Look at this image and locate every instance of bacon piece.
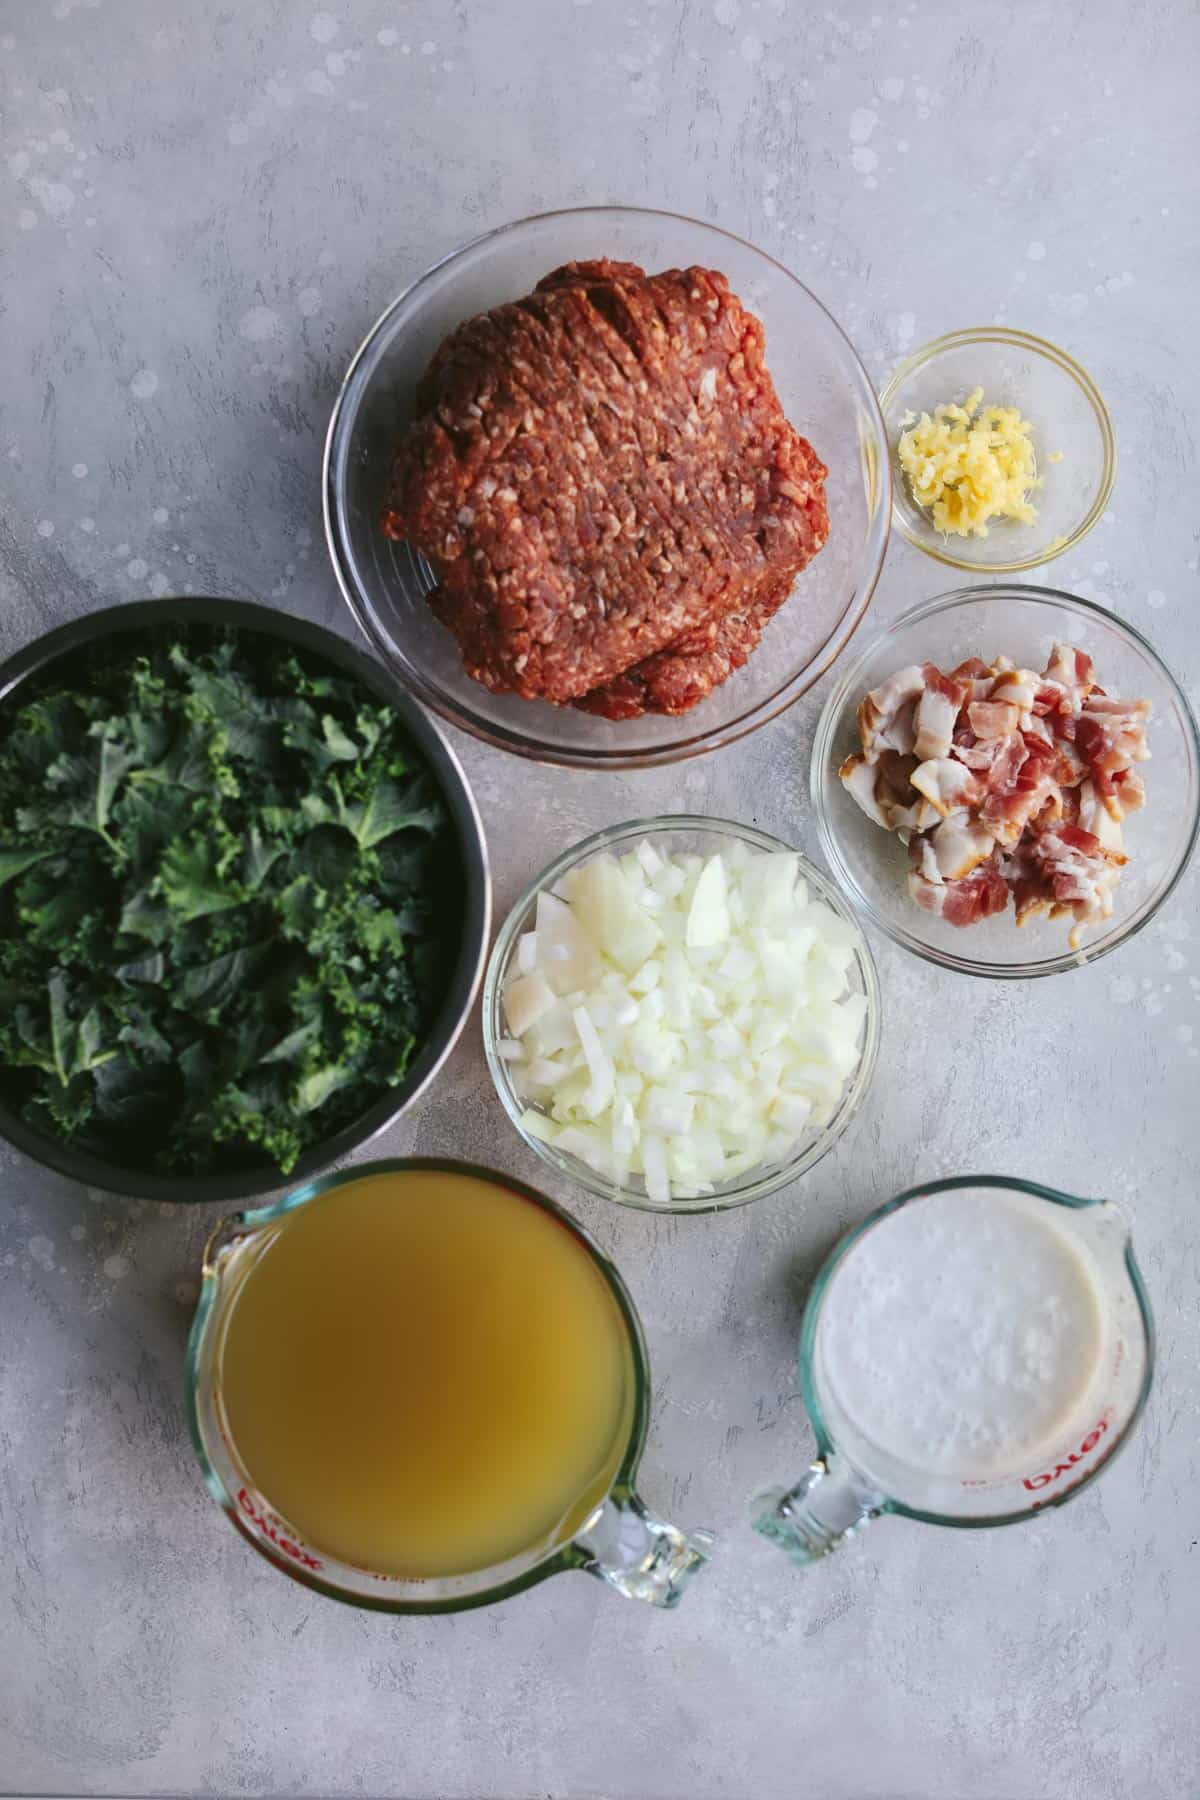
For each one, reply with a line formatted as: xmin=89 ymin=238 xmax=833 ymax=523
xmin=839 ymin=752 xmax=891 ymax=828
xmin=1039 ymin=786 xmax=1079 ymax=831
xmin=1046 ymin=820 xmax=1101 ymax=861
xmin=990 ymin=669 xmax=1038 ymax=712
xmin=1088 ymin=759 xmax=1147 ymax=819
xmin=913 ymin=666 xmax=969 ymax=761
xmin=1032 ymin=681 xmax=1068 ymax=719
xmin=985 ymin=732 xmax=1030 ymax=796
xmin=908 ymin=872 xmax=945 ymax=916
xmin=857 ymin=665 xmax=925 ymax=762
xmin=941 ymin=856 xmax=1009 ymax=926
xmin=931 ymin=815 xmax=995 ymax=881
xmin=1043 ymin=643 xmax=1097 ymax=701
xmin=910 ymin=845 xmax=1009 ymax=926
xmin=950 ymin=658 xmax=998 ymax=703
xmin=979 ymin=739 xmax=1057 ymax=847
xmin=1041 ymin=736 xmax=1086 ymax=788
xmin=875 ymin=749 xmax=918 ymax=801
xmin=1076 ymin=699 xmax=1151 ymax=778
xmin=1078 ymin=779 xmax=1126 ymax=855
xmin=954 ymin=731 xmax=1010 ymax=772
xmin=968 ymin=699 xmax=1021 ymax=739
xmin=846 ymin=645 xmax=1149 ymax=947
xmin=911 ymin=757 xmax=984 ymax=817
xmin=868 ymin=749 xmax=920 ymax=827
xmin=887 ymin=796 xmax=942 ymax=835
xmin=1110 ymin=766 xmax=1146 ymax=817
xmin=1020 ymin=822 xmax=1123 ymax=946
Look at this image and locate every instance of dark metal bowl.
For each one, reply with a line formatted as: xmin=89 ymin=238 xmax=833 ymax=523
xmin=0 ymin=598 xmax=491 ymax=1203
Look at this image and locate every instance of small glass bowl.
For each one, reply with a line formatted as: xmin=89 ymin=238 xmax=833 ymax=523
xmin=482 ymin=816 xmax=881 ymax=1213
xmin=879 ymin=328 xmax=1116 ymax=573
xmin=812 ymin=586 xmax=1200 ymax=979
xmin=324 ymin=205 xmax=891 ymax=770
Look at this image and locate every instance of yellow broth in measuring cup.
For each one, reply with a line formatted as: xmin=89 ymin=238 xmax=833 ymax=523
xmin=187 ymin=1160 xmax=711 ymax=1610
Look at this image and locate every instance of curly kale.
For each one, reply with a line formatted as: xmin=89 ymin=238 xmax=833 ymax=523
xmin=0 ymin=633 xmax=458 ymax=1175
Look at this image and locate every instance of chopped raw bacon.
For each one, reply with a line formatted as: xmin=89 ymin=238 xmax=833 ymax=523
xmin=839 ymin=639 xmax=1151 ymax=944
xmin=856 ymin=665 xmax=925 ymax=761
xmin=942 ymin=856 xmax=1009 ymax=926
xmin=953 ymin=730 xmax=1011 ymax=772
xmin=838 ymin=752 xmax=891 ymax=828
xmin=912 ymin=757 xmax=984 ymax=816
xmin=1076 ymin=699 xmax=1150 ymax=778
xmin=1045 ymin=821 xmax=1101 ymax=860
xmin=1031 ymin=681 xmax=1067 ymax=718
xmin=913 ymin=666 xmax=970 ymax=761
xmin=968 ymin=699 xmax=1022 ymax=739
xmin=931 ymin=815 xmax=995 ymax=880
xmin=909 ymin=845 xmax=1009 ymax=926
xmin=1110 ymin=766 xmax=1146 ymax=816
xmin=1043 ymin=644 xmax=1097 ymax=700
xmin=990 ymin=670 xmax=1038 ymax=711
xmin=950 ymin=657 xmax=999 ymax=703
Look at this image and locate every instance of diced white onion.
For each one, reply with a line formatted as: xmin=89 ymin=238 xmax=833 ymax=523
xmin=501 ymin=841 xmax=869 ymax=1204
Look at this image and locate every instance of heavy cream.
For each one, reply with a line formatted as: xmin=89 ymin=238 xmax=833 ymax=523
xmin=815 ymin=1187 xmax=1106 ymax=1481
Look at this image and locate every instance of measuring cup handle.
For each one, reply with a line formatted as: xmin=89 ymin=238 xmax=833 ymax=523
xmin=753 ymin=1459 xmax=881 ymax=1565
xmin=574 ymin=1491 xmax=714 ymax=1607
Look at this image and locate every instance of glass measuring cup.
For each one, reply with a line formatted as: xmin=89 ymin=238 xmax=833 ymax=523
xmin=754 ymin=1175 xmax=1154 ymax=1563
xmin=187 ymin=1158 xmax=713 ymax=1613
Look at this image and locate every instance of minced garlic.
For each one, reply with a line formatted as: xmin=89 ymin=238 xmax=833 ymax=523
xmin=898 ymin=387 xmax=1050 ymax=539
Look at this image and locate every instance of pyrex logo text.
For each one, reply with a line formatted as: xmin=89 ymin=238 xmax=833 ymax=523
xmin=1022 ymin=1417 xmax=1109 ymax=1494
xmin=237 ymin=1488 xmax=323 ymax=1570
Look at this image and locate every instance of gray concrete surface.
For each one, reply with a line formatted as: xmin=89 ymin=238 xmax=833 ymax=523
xmin=2 ymin=1 xmax=1198 ymax=1796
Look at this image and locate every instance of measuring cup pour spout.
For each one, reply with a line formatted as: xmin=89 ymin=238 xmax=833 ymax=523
xmin=575 ymin=1492 xmax=715 ymax=1607
xmin=751 ymin=1178 xmax=1156 ymax=1572
xmin=753 ymin=1457 xmax=881 ymax=1564
xmin=188 ymin=1168 xmax=716 ymax=1613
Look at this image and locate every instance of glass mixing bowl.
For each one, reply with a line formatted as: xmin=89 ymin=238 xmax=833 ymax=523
xmin=812 ymin=587 xmax=1200 ymax=979
xmin=324 ymin=206 xmax=890 ymax=770
xmin=482 ymin=817 xmax=881 ymax=1213
xmin=879 ymin=328 xmax=1115 ymax=574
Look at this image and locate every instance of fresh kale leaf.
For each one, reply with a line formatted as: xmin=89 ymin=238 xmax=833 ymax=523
xmin=0 ymin=628 xmax=458 ymax=1176
xmin=0 ymin=847 xmax=56 ymax=888
xmin=159 ymin=837 xmax=248 ymax=920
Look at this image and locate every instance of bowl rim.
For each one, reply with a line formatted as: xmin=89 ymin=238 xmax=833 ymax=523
xmin=811 ymin=582 xmax=1200 ymax=979
xmin=0 ymin=596 xmax=492 ymax=1202
xmin=878 ymin=326 xmax=1117 ymax=574
xmin=481 ymin=812 xmax=881 ymax=1213
xmin=323 ymin=201 xmax=892 ymax=771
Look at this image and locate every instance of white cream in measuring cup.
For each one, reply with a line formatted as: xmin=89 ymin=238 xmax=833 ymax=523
xmin=817 ymin=1186 xmax=1105 ymax=1480
xmin=754 ymin=1176 xmax=1154 ymax=1565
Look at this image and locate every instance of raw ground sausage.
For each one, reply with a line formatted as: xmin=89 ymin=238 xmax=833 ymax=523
xmin=382 ymin=259 xmax=829 ymax=719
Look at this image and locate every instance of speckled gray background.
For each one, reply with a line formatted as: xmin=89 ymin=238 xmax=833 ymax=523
xmin=2 ymin=1 xmax=1198 ymax=1796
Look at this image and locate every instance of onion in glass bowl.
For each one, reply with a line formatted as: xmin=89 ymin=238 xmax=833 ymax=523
xmin=483 ymin=817 xmax=880 ymax=1214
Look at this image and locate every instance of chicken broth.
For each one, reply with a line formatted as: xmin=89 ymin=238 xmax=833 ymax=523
xmin=215 ymin=1170 xmax=636 ymax=1580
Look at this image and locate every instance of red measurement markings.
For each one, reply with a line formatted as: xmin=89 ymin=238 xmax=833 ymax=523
xmin=237 ymin=1488 xmax=322 ymax=1570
